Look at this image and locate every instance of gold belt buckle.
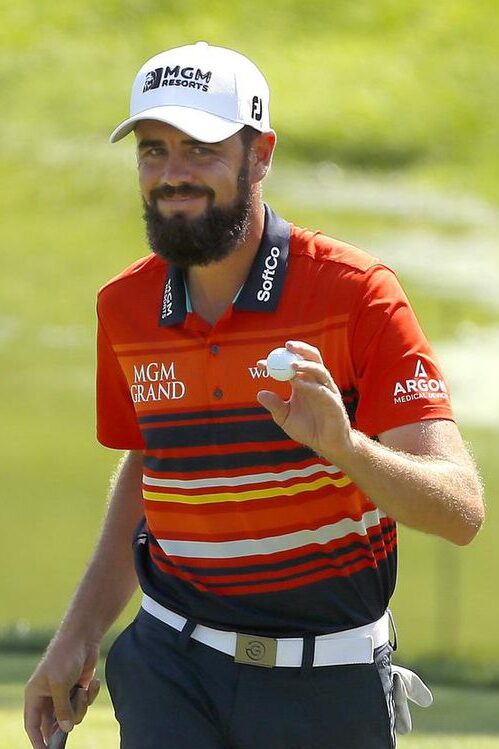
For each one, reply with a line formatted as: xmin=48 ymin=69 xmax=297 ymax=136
xmin=235 ymin=633 xmax=278 ymax=668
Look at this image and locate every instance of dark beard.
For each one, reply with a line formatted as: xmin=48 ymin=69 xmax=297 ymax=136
xmin=143 ymin=162 xmax=253 ymax=269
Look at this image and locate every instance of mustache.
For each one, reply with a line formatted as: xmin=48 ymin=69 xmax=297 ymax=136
xmin=150 ymin=183 xmax=215 ymax=203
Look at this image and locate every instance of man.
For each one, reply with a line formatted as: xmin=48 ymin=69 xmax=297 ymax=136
xmin=25 ymin=42 xmax=484 ymax=749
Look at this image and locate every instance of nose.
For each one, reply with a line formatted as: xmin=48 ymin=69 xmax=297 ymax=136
xmin=158 ymin=151 xmax=193 ymax=187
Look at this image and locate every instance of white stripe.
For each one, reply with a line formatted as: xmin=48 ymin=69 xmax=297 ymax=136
xmin=158 ymin=508 xmax=386 ymax=559
xmin=143 ymin=462 xmax=341 ymax=491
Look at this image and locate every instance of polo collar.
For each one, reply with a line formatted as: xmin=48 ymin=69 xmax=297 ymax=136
xmin=159 ymin=204 xmax=291 ymax=327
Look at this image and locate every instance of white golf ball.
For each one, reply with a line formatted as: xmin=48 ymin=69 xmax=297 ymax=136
xmin=266 ymin=347 xmax=303 ymax=381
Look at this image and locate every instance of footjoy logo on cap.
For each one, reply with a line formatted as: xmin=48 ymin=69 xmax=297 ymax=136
xmin=143 ymin=64 xmax=212 ymax=93
xmin=251 ymin=96 xmax=263 ymax=121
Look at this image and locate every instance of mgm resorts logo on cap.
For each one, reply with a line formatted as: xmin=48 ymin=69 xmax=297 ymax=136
xmin=109 ymin=41 xmax=271 ymax=144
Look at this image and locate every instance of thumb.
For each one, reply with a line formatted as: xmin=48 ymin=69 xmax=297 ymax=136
xmin=257 ymin=390 xmax=289 ymax=425
xmin=87 ymin=678 xmax=101 ymax=707
xmin=73 ymin=679 xmax=101 ymax=725
xmin=51 ymin=685 xmax=76 ymax=733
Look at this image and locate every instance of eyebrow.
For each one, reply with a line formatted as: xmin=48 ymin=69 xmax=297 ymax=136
xmin=137 ymin=139 xmax=165 ymax=150
xmin=137 ymin=137 xmax=216 ymax=150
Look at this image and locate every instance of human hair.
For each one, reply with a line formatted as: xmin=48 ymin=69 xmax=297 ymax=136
xmin=239 ymin=125 xmax=261 ymax=152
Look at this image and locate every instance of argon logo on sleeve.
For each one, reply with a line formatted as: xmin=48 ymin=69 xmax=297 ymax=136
xmin=393 ymin=359 xmax=448 ymax=404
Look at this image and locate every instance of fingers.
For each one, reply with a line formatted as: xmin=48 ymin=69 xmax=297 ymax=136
xmin=26 ymin=681 xmax=101 ymax=749
xmin=52 ymin=679 xmax=102 ymax=731
xmin=257 ymin=390 xmax=290 ymax=426
xmin=51 ymin=682 xmax=80 ymax=733
xmin=292 ymin=360 xmax=339 ymax=391
xmin=257 ymin=339 xmax=337 ymax=399
xmin=73 ymin=687 xmax=90 ymax=725
xmin=257 ymin=341 xmax=322 ymax=372
xmin=73 ymin=680 xmax=101 ymax=725
xmin=79 ymin=648 xmax=100 ymax=688
xmin=87 ymin=678 xmax=101 ymax=707
xmin=24 ymin=644 xmax=101 ymax=748
xmin=285 ymin=340 xmax=323 ymax=364
xmin=257 ymin=341 xmax=328 ymax=381
xmin=25 ymin=700 xmax=49 ymax=749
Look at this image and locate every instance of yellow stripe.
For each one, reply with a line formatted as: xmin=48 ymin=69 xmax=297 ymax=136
xmin=143 ymin=474 xmax=352 ymax=504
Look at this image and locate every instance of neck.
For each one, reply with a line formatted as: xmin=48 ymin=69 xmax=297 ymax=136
xmin=186 ymin=200 xmax=265 ymax=325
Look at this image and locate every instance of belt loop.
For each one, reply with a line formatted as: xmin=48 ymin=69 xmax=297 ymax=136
xmin=176 ymin=618 xmax=197 ymax=653
xmin=387 ymin=609 xmax=398 ymax=652
xmin=300 ymin=636 xmax=316 ymax=674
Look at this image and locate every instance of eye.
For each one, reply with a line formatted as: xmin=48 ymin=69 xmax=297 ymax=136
xmin=191 ymin=145 xmax=213 ymax=156
xmin=148 ymin=146 xmax=167 ymax=156
xmin=138 ymin=146 xmax=166 ymax=162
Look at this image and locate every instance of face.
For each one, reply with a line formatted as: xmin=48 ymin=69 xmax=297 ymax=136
xmin=135 ymin=120 xmax=256 ymax=268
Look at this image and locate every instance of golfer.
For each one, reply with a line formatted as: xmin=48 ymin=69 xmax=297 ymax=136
xmin=25 ymin=42 xmax=484 ymax=749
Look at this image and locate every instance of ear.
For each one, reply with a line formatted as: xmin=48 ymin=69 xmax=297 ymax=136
xmin=248 ymin=130 xmax=277 ymax=184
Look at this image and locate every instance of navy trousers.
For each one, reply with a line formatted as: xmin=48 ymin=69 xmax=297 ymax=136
xmin=106 ymin=609 xmax=395 ymax=749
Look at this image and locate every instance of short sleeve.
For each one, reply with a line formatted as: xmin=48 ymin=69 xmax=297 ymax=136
xmin=349 ymin=265 xmax=454 ymax=436
xmin=96 ymin=311 xmax=145 ymax=450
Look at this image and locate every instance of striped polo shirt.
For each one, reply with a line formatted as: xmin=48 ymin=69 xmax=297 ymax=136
xmin=96 ymin=205 xmax=453 ymax=635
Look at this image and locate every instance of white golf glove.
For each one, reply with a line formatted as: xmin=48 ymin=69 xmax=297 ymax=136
xmin=391 ymin=665 xmax=433 ymax=735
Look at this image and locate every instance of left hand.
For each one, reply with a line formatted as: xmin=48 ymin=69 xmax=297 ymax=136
xmin=257 ymin=341 xmax=353 ymax=461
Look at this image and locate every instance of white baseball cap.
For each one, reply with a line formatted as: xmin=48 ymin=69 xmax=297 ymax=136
xmin=110 ymin=41 xmax=271 ymax=144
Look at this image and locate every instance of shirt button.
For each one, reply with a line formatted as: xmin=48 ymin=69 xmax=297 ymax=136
xmin=210 ymin=344 xmax=220 ymax=355
xmin=213 ymin=387 xmax=223 ymax=400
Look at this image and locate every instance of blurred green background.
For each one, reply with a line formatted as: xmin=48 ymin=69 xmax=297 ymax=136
xmin=1 ymin=0 xmax=498 ymax=745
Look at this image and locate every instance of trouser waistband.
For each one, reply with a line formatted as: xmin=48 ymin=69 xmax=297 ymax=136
xmin=141 ymin=594 xmax=389 ymax=668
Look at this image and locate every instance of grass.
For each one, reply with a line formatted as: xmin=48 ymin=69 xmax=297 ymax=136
xmin=2 ymin=654 xmax=499 ymax=748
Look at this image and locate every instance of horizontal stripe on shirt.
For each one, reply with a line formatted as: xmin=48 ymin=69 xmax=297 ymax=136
xmin=143 ymin=446 xmax=316 ymax=473
xmin=142 ymin=461 xmax=342 ymax=489
xmin=142 ymin=418 xmax=290 ymax=449
xmin=138 ymin=406 xmax=266 ymax=424
xmin=156 ymin=507 xmax=387 ymax=559
xmin=143 ymin=475 xmax=352 ymax=505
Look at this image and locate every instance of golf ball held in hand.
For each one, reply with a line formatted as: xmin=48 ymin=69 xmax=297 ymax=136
xmin=266 ymin=347 xmax=303 ymax=381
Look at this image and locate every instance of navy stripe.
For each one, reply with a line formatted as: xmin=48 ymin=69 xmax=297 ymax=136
xmin=200 ymin=551 xmax=394 ymax=589
xmin=152 ymin=546 xmax=397 ymax=590
xmin=138 ymin=406 xmax=266 ymax=425
xmin=142 ymin=419 xmax=289 ymax=449
xmin=143 ymin=446 xmax=315 ymax=473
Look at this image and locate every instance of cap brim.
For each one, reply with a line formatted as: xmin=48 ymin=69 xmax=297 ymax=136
xmin=109 ymin=105 xmax=244 ymax=144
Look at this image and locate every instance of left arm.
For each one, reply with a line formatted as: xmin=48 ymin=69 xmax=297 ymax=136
xmin=336 ymin=419 xmax=483 ymax=545
xmin=257 ymin=342 xmax=484 ymax=546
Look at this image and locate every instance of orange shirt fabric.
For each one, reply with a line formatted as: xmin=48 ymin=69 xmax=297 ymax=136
xmin=96 ymin=206 xmax=453 ymax=635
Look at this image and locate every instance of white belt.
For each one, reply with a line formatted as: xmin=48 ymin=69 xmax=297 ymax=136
xmin=141 ymin=594 xmax=389 ymax=668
